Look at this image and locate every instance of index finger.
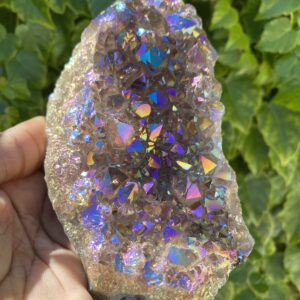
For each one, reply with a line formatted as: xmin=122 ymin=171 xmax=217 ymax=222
xmin=0 ymin=116 xmax=46 ymax=184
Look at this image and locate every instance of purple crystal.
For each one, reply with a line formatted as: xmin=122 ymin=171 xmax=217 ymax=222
xmin=45 ymin=0 xmax=254 ymax=299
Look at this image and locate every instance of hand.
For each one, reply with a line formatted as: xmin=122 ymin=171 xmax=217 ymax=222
xmin=0 ymin=117 xmax=92 ymax=300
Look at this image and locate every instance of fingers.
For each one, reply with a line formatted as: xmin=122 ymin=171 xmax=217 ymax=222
xmin=0 ymin=117 xmax=46 ymax=184
xmin=0 ymin=190 xmax=13 ymax=282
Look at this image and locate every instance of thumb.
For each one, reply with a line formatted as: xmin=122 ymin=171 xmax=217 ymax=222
xmin=0 ymin=116 xmax=46 ymax=184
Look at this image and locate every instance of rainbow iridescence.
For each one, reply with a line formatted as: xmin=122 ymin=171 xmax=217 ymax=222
xmin=45 ymin=0 xmax=254 ymax=299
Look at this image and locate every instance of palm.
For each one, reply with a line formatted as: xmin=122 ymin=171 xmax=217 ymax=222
xmin=0 ymin=117 xmax=92 ymax=300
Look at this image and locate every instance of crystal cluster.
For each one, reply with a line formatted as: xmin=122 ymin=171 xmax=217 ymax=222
xmin=45 ymin=0 xmax=254 ymax=299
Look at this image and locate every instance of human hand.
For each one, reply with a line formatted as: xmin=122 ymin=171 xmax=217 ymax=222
xmin=0 ymin=117 xmax=92 ymax=300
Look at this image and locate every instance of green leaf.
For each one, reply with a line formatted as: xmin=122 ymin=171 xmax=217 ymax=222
xmin=235 ymin=288 xmax=259 ymax=300
xmin=49 ymin=10 xmax=78 ymax=68
xmin=269 ymin=149 xmax=299 ymax=185
xmin=266 ymin=284 xmax=296 ymax=300
xmin=222 ymin=76 xmax=262 ymax=133
xmin=284 ymin=244 xmax=300 ymax=291
xmin=241 ymin=127 xmax=269 ymax=174
xmin=257 ymin=17 xmax=299 ymax=54
xmin=254 ymin=61 xmax=273 ymax=86
xmin=0 ymin=76 xmax=7 ymax=93
xmin=280 ymin=186 xmax=300 ymax=243
xmin=248 ymin=271 xmax=269 ymax=295
xmin=9 ymin=0 xmax=55 ymax=29
xmin=210 ymin=0 xmax=239 ymax=30
xmin=218 ymin=50 xmax=242 ymax=68
xmin=48 ymin=0 xmax=66 ymax=14
xmin=87 ymin=0 xmax=112 ymax=18
xmin=273 ymin=79 xmax=300 ymax=112
xmin=257 ymin=0 xmax=300 ymax=20
xmin=1 ymin=76 xmax=31 ymax=100
xmin=0 ymin=24 xmax=6 ymax=40
xmin=274 ymin=52 xmax=300 ymax=84
xmin=226 ymin=23 xmax=250 ymax=51
xmin=215 ymin=282 xmax=234 ymax=300
xmin=6 ymin=50 xmax=47 ymax=89
xmin=67 ymin=0 xmax=89 ymax=15
xmin=236 ymin=52 xmax=258 ymax=75
xmin=0 ymin=33 xmax=19 ymax=63
xmin=0 ymin=1 xmax=10 ymax=8
xmin=0 ymin=95 xmax=8 ymax=114
xmin=257 ymin=103 xmax=300 ymax=166
xmin=263 ymin=253 xmax=286 ymax=284
xmin=0 ymin=106 xmax=20 ymax=130
xmin=230 ymin=262 xmax=253 ymax=285
xmin=250 ymin=212 xmax=276 ymax=256
xmin=222 ymin=121 xmax=241 ymax=160
xmin=269 ymin=174 xmax=287 ymax=208
xmin=240 ymin=0 xmax=265 ymax=43
xmin=15 ymin=23 xmax=54 ymax=58
xmin=239 ymin=174 xmax=270 ymax=222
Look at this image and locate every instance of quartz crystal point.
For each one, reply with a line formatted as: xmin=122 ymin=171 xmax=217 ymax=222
xmin=45 ymin=0 xmax=254 ymax=299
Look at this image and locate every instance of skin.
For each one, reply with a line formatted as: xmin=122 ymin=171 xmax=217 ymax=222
xmin=0 ymin=117 xmax=92 ymax=300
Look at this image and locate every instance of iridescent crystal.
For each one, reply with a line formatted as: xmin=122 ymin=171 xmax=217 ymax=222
xmin=45 ymin=0 xmax=254 ymax=299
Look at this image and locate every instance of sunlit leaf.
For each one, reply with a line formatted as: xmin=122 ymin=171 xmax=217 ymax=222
xmin=222 ymin=76 xmax=262 ymax=133
xmin=9 ymin=0 xmax=55 ymax=29
xmin=280 ymin=186 xmax=300 ymax=243
xmin=210 ymin=0 xmax=238 ymax=30
xmin=273 ymin=79 xmax=300 ymax=112
xmin=6 ymin=50 xmax=47 ymax=89
xmin=257 ymin=0 xmax=300 ymax=20
xmin=284 ymin=244 xmax=300 ymax=291
xmin=239 ymin=174 xmax=270 ymax=222
xmin=241 ymin=127 xmax=269 ymax=174
xmin=257 ymin=103 xmax=300 ymax=166
xmin=257 ymin=17 xmax=298 ymax=54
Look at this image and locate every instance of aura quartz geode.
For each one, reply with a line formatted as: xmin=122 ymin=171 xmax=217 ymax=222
xmin=45 ymin=0 xmax=254 ymax=299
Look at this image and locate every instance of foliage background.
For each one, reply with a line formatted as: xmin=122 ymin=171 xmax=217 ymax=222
xmin=0 ymin=0 xmax=300 ymax=299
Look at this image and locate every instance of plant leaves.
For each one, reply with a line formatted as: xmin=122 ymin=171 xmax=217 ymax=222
xmin=1 ymin=76 xmax=31 ymax=100
xmin=0 ymin=33 xmax=19 ymax=63
xmin=0 ymin=24 xmax=6 ymax=39
xmin=239 ymin=174 xmax=270 ymax=222
xmin=6 ymin=50 xmax=47 ymax=89
xmin=273 ymin=79 xmax=300 ymax=112
xmin=267 ymin=284 xmax=296 ymax=300
xmin=263 ymin=253 xmax=285 ymax=284
xmin=269 ymin=174 xmax=287 ymax=208
xmin=222 ymin=121 xmax=241 ymax=160
xmin=222 ymin=76 xmax=262 ymax=133
xmin=226 ymin=23 xmax=250 ymax=51
xmin=210 ymin=0 xmax=239 ymax=30
xmin=284 ymin=244 xmax=300 ymax=291
xmin=257 ymin=17 xmax=298 ymax=54
xmin=257 ymin=103 xmax=300 ymax=166
xmin=215 ymin=282 xmax=235 ymax=300
xmin=257 ymin=0 xmax=300 ymax=20
xmin=274 ymin=52 xmax=300 ymax=84
xmin=235 ymin=288 xmax=259 ymax=300
xmin=241 ymin=127 xmax=269 ymax=174
xmin=48 ymin=0 xmax=66 ymax=14
xmin=280 ymin=185 xmax=300 ymax=243
xmin=9 ymin=0 xmax=55 ymax=29
xmin=269 ymin=148 xmax=299 ymax=185
xmin=67 ymin=0 xmax=89 ymax=15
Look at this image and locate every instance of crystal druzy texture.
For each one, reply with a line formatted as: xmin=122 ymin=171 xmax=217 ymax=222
xmin=45 ymin=0 xmax=254 ymax=299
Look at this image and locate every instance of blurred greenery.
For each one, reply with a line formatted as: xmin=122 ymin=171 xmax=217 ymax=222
xmin=0 ymin=0 xmax=300 ymax=299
